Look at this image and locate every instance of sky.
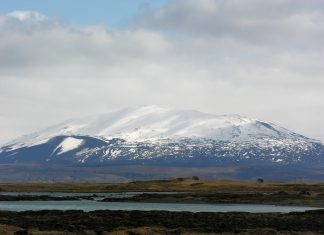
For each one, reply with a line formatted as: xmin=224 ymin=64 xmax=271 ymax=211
xmin=0 ymin=0 xmax=324 ymax=143
xmin=0 ymin=0 xmax=167 ymax=26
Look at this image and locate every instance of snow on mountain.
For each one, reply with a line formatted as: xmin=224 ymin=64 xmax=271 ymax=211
xmin=0 ymin=105 xmax=323 ymax=166
xmin=2 ymin=105 xmax=313 ymax=150
xmin=53 ymin=137 xmax=84 ymax=155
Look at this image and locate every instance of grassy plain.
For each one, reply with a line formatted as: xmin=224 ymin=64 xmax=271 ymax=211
xmin=1 ymin=178 xmax=324 ymax=193
xmin=1 ymin=178 xmax=324 ymax=206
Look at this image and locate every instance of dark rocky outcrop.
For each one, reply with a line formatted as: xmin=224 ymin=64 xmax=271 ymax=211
xmin=0 ymin=210 xmax=324 ymax=234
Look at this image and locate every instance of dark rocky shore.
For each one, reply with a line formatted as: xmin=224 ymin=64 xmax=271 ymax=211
xmin=0 ymin=195 xmax=95 ymax=201
xmin=102 ymin=191 xmax=324 ymax=207
xmin=1 ymin=190 xmax=323 ymax=207
xmin=0 ymin=209 xmax=324 ymax=234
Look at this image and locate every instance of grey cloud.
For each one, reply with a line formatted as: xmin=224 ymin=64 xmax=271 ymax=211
xmin=0 ymin=12 xmax=173 ymax=72
xmin=136 ymin=0 xmax=324 ymax=44
xmin=0 ymin=2 xmax=324 ymax=144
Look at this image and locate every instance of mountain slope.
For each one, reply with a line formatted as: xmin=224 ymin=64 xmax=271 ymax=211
xmin=0 ymin=105 xmax=323 ymax=167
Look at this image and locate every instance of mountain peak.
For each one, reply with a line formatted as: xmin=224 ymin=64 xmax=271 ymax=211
xmin=2 ymin=106 xmax=311 ymax=150
xmin=1 ymin=106 xmax=323 ymax=170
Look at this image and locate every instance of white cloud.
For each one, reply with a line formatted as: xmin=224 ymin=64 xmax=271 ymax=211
xmin=0 ymin=2 xmax=324 ymax=143
xmin=7 ymin=11 xmax=48 ymax=22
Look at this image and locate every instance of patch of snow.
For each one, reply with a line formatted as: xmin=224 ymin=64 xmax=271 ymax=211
xmin=54 ymin=137 xmax=84 ymax=155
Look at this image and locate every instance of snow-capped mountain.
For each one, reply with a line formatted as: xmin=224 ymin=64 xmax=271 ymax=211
xmin=1 ymin=105 xmax=323 ymax=166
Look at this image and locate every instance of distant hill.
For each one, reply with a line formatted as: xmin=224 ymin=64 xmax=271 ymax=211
xmin=1 ymin=105 xmax=323 ymax=182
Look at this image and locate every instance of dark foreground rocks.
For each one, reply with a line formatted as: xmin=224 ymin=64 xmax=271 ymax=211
xmin=0 ymin=209 xmax=324 ymax=234
xmin=0 ymin=195 xmax=95 ymax=201
xmin=102 ymin=192 xmax=324 ymax=207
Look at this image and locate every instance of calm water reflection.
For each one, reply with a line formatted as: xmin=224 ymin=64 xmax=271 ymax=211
xmin=0 ymin=200 xmax=321 ymax=213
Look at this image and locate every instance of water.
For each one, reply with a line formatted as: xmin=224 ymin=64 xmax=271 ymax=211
xmin=0 ymin=200 xmax=321 ymax=213
xmin=0 ymin=192 xmax=322 ymax=213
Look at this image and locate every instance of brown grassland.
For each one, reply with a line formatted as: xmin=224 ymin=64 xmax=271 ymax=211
xmin=1 ymin=178 xmax=324 ymax=193
xmin=1 ymin=178 xmax=324 ymax=206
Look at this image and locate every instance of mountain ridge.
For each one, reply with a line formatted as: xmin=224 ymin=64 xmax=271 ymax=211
xmin=2 ymin=105 xmax=319 ymax=149
xmin=0 ymin=105 xmax=323 ymax=170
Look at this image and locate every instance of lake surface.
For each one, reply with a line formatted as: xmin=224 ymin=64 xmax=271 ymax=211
xmin=0 ymin=200 xmax=321 ymax=213
xmin=0 ymin=192 xmax=322 ymax=213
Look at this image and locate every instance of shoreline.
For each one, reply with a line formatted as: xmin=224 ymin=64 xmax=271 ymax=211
xmin=1 ymin=178 xmax=324 ymax=207
xmin=1 ymin=193 xmax=324 ymax=207
xmin=0 ymin=180 xmax=323 ymax=233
